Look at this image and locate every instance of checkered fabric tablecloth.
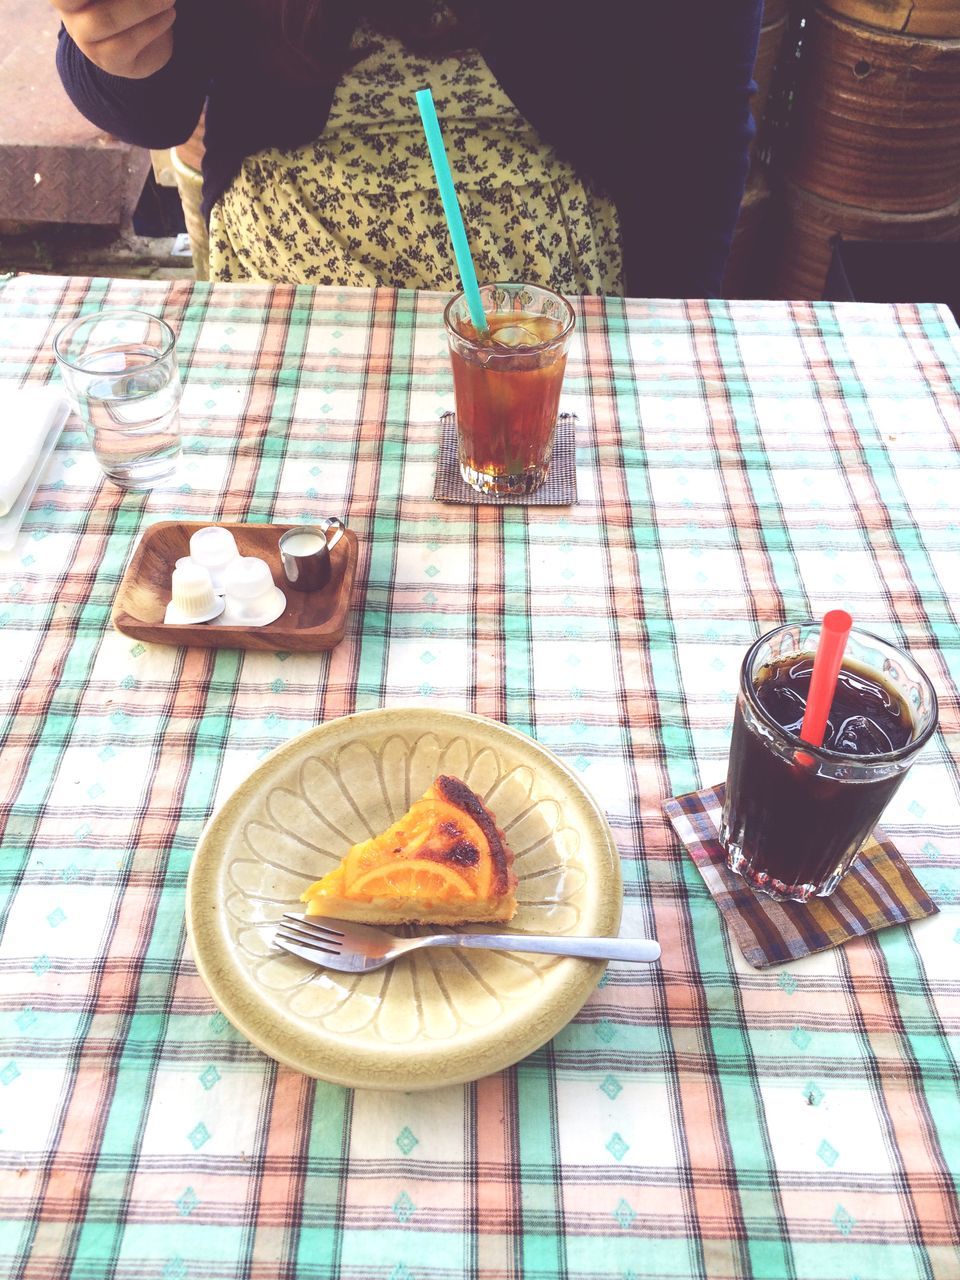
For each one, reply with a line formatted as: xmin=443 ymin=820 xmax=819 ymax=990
xmin=1 ymin=274 xmax=958 ymax=1280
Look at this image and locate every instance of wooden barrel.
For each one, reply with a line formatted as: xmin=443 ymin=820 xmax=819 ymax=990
xmin=786 ymin=6 xmax=960 ymax=213
xmin=771 ymin=180 xmax=960 ymax=299
xmin=752 ymin=2 xmax=791 ymax=148
xmin=723 ymin=166 xmax=774 ymax=297
xmin=818 ymin=0 xmax=960 ymax=37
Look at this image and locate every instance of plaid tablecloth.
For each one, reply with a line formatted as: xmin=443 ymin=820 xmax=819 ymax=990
xmin=1 ymin=274 xmax=958 ymax=1280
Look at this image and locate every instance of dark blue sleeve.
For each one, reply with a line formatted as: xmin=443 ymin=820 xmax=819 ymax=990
xmin=469 ymin=0 xmax=764 ymax=298
xmin=55 ymin=1 xmax=211 ymax=150
xmin=615 ymin=0 xmax=764 ymax=299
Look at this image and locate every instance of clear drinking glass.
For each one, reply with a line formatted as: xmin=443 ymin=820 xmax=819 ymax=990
xmin=53 ymin=308 xmax=182 ymax=488
xmin=718 ymin=621 xmax=938 ymax=902
xmin=444 ymin=282 xmax=574 ymax=495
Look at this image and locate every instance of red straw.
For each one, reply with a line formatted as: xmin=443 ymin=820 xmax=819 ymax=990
xmin=799 ymin=609 xmax=853 ymax=749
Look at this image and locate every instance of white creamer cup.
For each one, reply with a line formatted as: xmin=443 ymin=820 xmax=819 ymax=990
xmin=164 ymin=562 xmax=225 ymax=625
xmin=189 ymin=526 xmax=240 ymax=591
xmin=220 ymin=556 xmax=286 ymax=627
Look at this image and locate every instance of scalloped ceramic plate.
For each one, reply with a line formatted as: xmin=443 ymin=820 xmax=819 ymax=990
xmin=186 ymin=708 xmax=622 ymax=1090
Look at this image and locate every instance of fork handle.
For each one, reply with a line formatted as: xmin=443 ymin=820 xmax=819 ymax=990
xmin=418 ymin=933 xmax=661 ymax=964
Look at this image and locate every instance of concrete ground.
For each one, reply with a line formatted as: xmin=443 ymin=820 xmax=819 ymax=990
xmin=0 ymin=0 xmax=192 ymax=280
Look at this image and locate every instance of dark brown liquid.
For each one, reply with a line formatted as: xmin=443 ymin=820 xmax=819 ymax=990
xmin=724 ymin=658 xmax=914 ymax=895
xmin=753 ymin=657 xmax=912 ymax=755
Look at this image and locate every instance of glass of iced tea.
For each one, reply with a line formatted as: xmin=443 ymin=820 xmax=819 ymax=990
xmin=443 ymin=282 xmax=575 ymax=495
xmin=719 ymin=620 xmax=938 ymax=902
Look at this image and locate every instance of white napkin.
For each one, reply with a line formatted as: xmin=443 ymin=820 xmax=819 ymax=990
xmin=0 ymin=384 xmax=69 ymax=517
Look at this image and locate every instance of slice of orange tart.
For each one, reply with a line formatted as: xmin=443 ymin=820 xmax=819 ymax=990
xmin=300 ymin=775 xmax=518 ymax=925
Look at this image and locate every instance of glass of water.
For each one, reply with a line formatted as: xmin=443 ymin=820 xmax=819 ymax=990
xmin=53 ymin=309 xmax=182 ymax=488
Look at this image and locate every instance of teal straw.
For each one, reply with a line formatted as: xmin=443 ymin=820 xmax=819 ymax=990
xmin=415 ymin=87 xmax=488 ymax=333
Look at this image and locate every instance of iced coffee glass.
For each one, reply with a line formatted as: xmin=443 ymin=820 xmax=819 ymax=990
xmin=443 ymin=282 xmax=575 ymax=495
xmin=718 ymin=621 xmax=938 ymax=902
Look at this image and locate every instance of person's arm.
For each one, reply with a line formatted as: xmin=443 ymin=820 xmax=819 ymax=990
xmin=54 ymin=0 xmax=210 ymax=150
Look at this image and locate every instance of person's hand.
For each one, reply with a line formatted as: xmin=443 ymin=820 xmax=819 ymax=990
xmin=51 ymin=0 xmax=177 ymax=79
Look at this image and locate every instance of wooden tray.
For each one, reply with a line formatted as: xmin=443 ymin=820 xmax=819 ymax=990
xmin=112 ymin=521 xmax=359 ymax=651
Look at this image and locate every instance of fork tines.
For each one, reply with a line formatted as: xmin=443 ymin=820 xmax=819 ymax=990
xmin=277 ymin=913 xmax=345 ymax=955
xmin=282 ymin=912 xmax=344 ymax=936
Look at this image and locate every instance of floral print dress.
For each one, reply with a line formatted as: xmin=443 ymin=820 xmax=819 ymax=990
xmin=209 ymin=13 xmax=623 ymax=295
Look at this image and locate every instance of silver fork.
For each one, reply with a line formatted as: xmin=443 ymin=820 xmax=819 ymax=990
xmin=274 ymin=913 xmax=661 ymax=974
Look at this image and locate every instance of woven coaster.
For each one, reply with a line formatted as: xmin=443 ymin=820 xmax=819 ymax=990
xmin=664 ymin=782 xmax=938 ymax=968
xmin=433 ymin=412 xmax=577 ymax=506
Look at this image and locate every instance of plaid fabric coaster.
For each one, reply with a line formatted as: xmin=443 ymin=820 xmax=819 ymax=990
xmin=664 ymin=783 xmax=938 ymax=968
xmin=433 ymin=412 xmax=577 ymax=505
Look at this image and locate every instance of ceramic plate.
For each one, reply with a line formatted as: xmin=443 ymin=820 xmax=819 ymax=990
xmin=186 ymin=708 xmax=623 ymax=1090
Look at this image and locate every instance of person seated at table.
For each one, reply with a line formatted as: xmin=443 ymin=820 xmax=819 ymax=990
xmin=52 ymin=0 xmax=763 ymax=299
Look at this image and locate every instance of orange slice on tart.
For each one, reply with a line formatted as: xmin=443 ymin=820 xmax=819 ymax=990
xmin=301 ymin=775 xmax=518 ymax=925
